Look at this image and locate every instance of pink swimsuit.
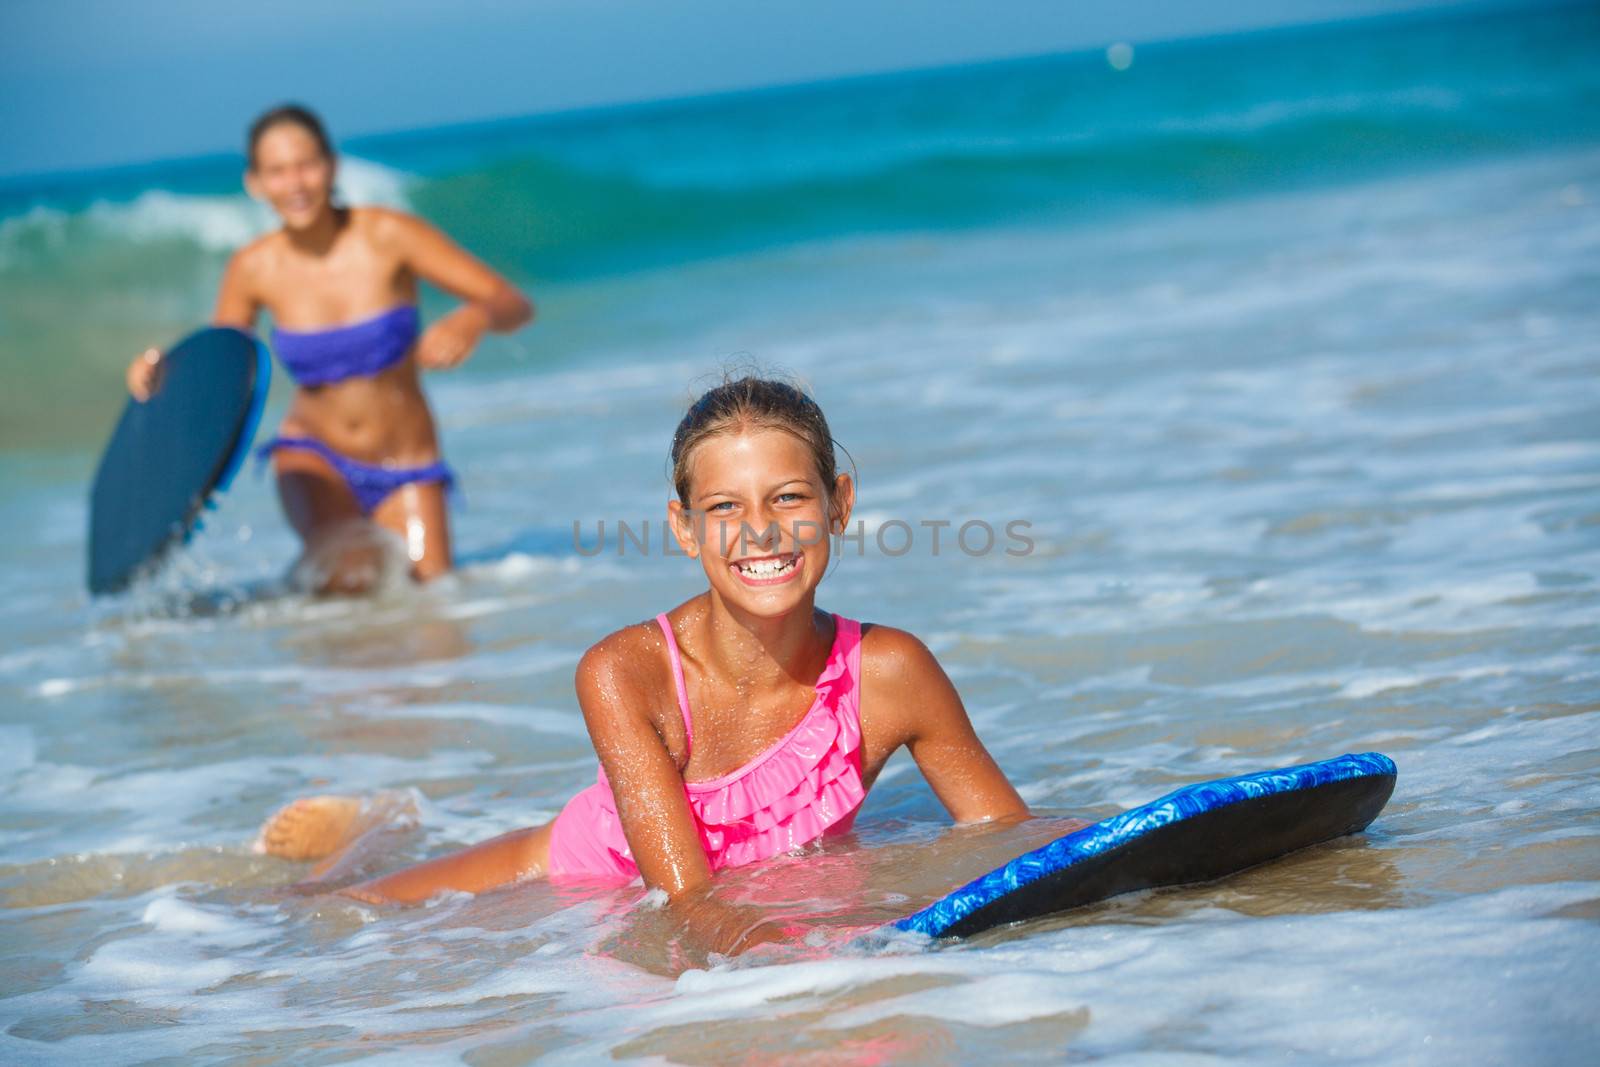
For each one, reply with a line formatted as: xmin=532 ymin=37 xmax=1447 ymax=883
xmin=546 ymin=613 xmax=867 ymax=883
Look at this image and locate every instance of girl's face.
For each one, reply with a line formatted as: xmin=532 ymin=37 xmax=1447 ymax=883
xmin=245 ymin=123 xmax=335 ymax=232
xmin=669 ymin=428 xmax=853 ymax=620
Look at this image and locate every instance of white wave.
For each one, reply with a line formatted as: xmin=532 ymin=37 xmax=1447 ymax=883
xmin=590 ymin=884 xmax=1600 ymax=1062
xmin=0 ymin=154 xmax=413 ymax=262
xmin=1153 ymin=86 xmax=1467 ymax=137
xmin=84 ymin=189 xmax=277 ymax=251
xmin=330 ymin=155 xmax=413 ymax=211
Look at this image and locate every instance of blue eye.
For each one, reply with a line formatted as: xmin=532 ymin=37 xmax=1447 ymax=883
xmin=708 ymin=501 xmax=737 ymax=512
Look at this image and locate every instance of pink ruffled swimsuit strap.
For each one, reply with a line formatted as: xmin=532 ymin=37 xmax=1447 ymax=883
xmin=652 ymin=611 xmax=867 ymax=871
xmin=654 ymin=613 xmax=695 ymax=752
xmin=547 ymin=612 xmax=867 ymax=883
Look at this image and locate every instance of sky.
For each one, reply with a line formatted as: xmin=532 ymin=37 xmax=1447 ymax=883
xmin=0 ymin=0 xmax=1533 ymax=181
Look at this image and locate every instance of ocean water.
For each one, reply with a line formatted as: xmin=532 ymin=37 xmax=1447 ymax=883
xmin=3 ymin=4 xmax=1599 ymax=1063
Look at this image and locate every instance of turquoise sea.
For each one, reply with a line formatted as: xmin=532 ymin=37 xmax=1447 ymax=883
xmin=2 ymin=4 xmax=1598 ymax=1062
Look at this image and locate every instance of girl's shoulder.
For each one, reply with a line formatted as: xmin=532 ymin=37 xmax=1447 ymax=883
xmin=857 ymin=622 xmax=959 ymax=728
xmin=857 ymin=621 xmax=942 ymax=680
xmin=856 ymin=622 xmax=977 ymax=750
xmin=348 ymin=204 xmax=406 ymax=231
xmin=578 ymin=617 xmax=671 ymax=682
xmin=229 ymin=229 xmax=280 ymax=273
xmin=220 ymin=233 xmax=282 ymax=304
xmin=348 ymin=205 xmax=438 ymax=251
xmin=573 ymin=617 xmax=681 ymax=728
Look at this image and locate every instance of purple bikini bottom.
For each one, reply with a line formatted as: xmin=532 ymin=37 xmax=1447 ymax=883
xmin=257 ymin=436 xmax=455 ymax=514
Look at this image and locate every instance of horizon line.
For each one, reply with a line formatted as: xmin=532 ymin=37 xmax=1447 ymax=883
xmin=0 ymin=0 xmax=1541 ymax=193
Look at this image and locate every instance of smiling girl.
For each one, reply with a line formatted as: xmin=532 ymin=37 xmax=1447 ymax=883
xmin=125 ymin=105 xmax=532 ymax=591
xmin=257 ymin=377 xmax=1031 ymax=951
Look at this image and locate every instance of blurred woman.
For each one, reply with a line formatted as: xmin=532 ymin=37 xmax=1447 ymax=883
xmin=128 ymin=104 xmax=532 ymax=592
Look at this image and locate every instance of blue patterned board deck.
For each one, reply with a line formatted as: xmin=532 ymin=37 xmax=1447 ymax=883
xmin=88 ymin=327 xmax=271 ymax=594
xmin=896 ymin=752 xmax=1397 ymax=940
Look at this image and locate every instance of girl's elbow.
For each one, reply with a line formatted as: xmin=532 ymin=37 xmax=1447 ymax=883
xmin=504 ymin=289 xmax=534 ymax=330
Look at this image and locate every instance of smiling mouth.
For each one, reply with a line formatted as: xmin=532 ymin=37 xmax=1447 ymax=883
xmin=730 ymin=552 xmax=803 ymax=585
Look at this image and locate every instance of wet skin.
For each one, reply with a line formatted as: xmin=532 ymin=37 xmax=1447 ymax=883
xmin=261 ymin=428 xmax=1029 ymax=956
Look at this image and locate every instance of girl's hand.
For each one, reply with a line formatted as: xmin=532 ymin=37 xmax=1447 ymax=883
xmin=726 ymin=917 xmax=804 ymax=956
xmin=673 ymin=893 xmax=800 ymax=957
xmin=415 ymin=306 xmax=488 ymax=371
xmin=126 ymin=347 xmax=164 ymax=401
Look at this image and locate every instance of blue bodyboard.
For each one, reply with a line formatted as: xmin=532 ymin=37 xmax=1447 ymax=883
xmin=87 ymin=327 xmax=270 ymax=594
xmin=897 ymin=752 xmax=1396 ymax=939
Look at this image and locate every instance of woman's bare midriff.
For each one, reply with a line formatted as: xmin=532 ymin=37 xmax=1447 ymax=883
xmin=279 ymin=354 xmax=442 ymax=465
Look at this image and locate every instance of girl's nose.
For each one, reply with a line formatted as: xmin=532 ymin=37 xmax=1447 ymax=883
xmin=743 ymin=507 xmax=783 ymax=553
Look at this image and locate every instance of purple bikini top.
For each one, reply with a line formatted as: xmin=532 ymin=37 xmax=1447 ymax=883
xmin=271 ymin=305 xmax=420 ymax=387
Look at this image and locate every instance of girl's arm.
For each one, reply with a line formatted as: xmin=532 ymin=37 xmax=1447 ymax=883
xmin=864 ymin=626 xmax=1029 ymax=822
xmin=127 ymin=249 xmax=258 ymax=399
xmin=381 ymin=210 xmax=532 ymax=369
xmin=575 ymin=630 xmax=785 ymax=954
xmin=212 ymin=250 xmax=260 ymax=330
xmin=575 ymin=629 xmax=714 ymax=897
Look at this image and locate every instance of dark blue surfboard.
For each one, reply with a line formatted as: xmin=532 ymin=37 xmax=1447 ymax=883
xmin=896 ymin=752 xmax=1396 ymax=939
xmin=87 ymin=327 xmax=270 ymax=595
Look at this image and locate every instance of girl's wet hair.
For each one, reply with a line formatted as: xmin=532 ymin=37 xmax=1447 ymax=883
xmin=247 ymin=104 xmax=334 ymax=169
xmin=670 ymin=376 xmax=840 ymax=505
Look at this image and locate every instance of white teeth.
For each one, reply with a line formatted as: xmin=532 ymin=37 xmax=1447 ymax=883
xmin=736 ymin=555 xmax=796 ymax=578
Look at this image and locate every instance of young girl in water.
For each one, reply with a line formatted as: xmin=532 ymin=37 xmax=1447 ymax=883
xmin=126 ymin=105 xmax=532 ymax=591
xmin=258 ymin=377 xmax=1030 ymax=952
